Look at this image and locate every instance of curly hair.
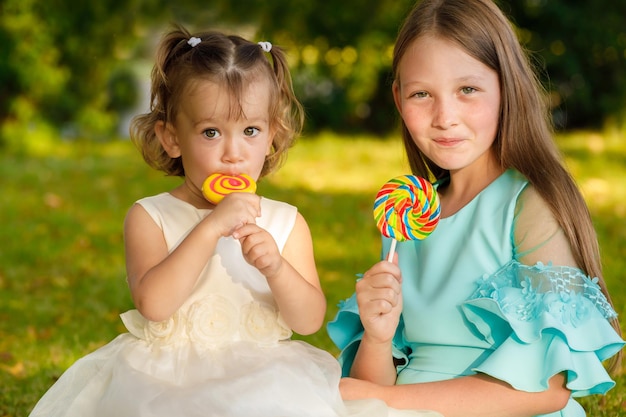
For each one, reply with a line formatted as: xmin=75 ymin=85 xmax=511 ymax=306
xmin=130 ymin=25 xmax=304 ymax=178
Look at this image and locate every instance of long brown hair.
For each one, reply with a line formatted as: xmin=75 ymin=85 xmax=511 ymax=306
xmin=130 ymin=25 xmax=303 ymax=178
xmin=393 ymin=0 xmax=621 ymax=370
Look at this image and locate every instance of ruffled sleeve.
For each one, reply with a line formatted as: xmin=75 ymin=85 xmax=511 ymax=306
xmin=327 ymin=286 xmax=411 ymax=377
xmin=460 ymin=261 xmax=624 ymax=397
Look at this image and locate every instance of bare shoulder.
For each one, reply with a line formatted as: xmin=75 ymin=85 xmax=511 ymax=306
xmin=124 ymin=202 xmax=153 ymax=233
xmin=515 ymin=184 xmax=578 ymax=267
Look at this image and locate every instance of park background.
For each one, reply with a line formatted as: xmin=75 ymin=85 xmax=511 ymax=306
xmin=1 ymin=0 xmax=625 ymax=415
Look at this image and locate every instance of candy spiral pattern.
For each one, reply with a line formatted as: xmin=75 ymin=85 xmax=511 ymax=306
xmin=373 ymin=175 xmax=440 ymax=241
xmin=202 ymin=173 xmax=257 ymax=204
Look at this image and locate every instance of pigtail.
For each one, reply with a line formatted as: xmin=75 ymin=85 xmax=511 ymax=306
xmin=257 ymin=42 xmax=304 ymax=176
xmin=130 ymin=27 xmax=192 ymax=177
xmin=131 ymin=26 xmax=303 ymax=179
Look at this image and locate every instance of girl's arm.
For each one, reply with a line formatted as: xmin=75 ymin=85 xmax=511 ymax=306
xmin=234 ymin=213 xmax=325 ymax=335
xmin=340 ymin=372 xmax=570 ymax=417
xmin=349 ymin=259 xmax=403 ymax=385
xmin=125 ymin=192 xmax=261 ymax=322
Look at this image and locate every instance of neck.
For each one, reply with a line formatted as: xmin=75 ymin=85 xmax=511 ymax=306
xmin=438 ymin=157 xmax=504 ymax=218
xmin=170 ymin=179 xmax=215 ymax=209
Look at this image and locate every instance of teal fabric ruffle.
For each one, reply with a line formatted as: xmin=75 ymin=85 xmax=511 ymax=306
xmin=460 ymin=261 xmax=624 ymax=397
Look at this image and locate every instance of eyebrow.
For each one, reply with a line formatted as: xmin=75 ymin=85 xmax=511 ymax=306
xmin=192 ymin=115 xmax=269 ymax=127
xmin=401 ymin=74 xmax=489 ymax=88
xmin=455 ymin=75 xmax=488 ymax=83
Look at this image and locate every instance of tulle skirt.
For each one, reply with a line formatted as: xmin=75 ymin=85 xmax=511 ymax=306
xmin=28 ymin=334 xmax=441 ymax=417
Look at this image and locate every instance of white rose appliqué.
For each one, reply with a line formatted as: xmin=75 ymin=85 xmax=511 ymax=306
xmin=188 ymin=295 xmax=239 ymax=349
xmin=144 ymin=310 xmax=186 ymax=348
xmin=240 ymin=301 xmax=291 ymax=347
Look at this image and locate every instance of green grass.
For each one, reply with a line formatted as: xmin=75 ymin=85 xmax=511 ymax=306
xmin=1 ymin=131 xmax=624 ymax=415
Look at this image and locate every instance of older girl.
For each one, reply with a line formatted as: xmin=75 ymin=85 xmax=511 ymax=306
xmin=329 ymin=1 xmax=624 ymax=416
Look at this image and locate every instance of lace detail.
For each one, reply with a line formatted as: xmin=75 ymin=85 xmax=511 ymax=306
xmin=469 ymin=261 xmax=617 ymax=323
xmin=121 ymin=295 xmax=292 ymax=350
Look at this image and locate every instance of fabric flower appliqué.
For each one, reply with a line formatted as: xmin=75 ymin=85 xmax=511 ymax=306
xmin=467 ymin=261 xmax=617 ymax=326
xmin=143 ymin=310 xmax=186 ymax=347
xmin=544 ymin=291 xmax=591 ymax=327
xmin=188 ymin=295 xmax=239 ymax=349
xmin=240 ymin=301 xmax=291 ymax=347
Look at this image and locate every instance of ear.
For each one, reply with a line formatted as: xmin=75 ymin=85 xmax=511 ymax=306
xmin=392 ymin=80 xmax=403 ymax=114
xmin=155 ymin=121 xmax=181 ymax=158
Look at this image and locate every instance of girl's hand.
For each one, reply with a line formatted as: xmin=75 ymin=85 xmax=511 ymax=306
xmin=356 ymin=259 xmax=403 ymax=344
xmin=233 ymin=224 xmax=283 ymax=279
xmin=207 ymin=193 xmax=261 ymax=237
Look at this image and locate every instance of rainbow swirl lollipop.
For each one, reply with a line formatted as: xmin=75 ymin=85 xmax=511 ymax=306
xmin=373 ymin=175 xmax=440 ymax=260
xmin=202 ymin=173 xmax=257 ymax=204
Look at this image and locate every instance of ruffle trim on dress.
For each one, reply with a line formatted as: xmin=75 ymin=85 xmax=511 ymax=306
xmin=121 ymin=294 xmax=292 ymax=351
xmin=327 ymin=293 xmax=364 ymax=376
xmin=460 ymin=260 xmax=624 ymax=396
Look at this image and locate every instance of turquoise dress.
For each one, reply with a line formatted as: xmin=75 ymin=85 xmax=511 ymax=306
xmin=327 ymin=169 xmax=624 ymax=417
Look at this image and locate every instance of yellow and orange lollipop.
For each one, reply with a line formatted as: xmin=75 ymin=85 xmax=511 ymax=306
xmin=373 ymin=175 xmax=440 ymax=261
xmin=202 ymin=173 xmax=257 ymax=204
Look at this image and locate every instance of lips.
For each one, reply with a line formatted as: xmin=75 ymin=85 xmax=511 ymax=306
xmin=433 ymin=137 xmax=464 ymax=146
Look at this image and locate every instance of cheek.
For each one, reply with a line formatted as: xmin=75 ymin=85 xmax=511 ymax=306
xmin=473 ymin=103 xmax=500 ymax=136
xmin=402 ymin=107 xmax=431 ymax=136
xmin=401 ymin=105 xmax=424 ymax=125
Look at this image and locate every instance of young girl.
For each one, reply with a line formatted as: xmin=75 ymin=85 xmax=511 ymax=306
xmin=328 ymin=1 xmax=624 ymax=416
xmin=28 ymin=26 xmax=442 ymax=417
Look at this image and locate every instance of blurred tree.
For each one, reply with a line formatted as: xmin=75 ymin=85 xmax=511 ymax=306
xmin=176 ymin=0 xmax=415 ymax=133
xmin=33 ymin=0 xmax=143 ymax=135
xmin=1 ymin=0 xmax=625 ymax=150
xmin=503 ymin=0 xmax=626 ymax=129
xmin=176 ymin=0 xmax=626 ymax=132
xmin=0 ymin=0 xmax=69 ymax=148
xmin=0 ymin=0 xmax=146 ymax=148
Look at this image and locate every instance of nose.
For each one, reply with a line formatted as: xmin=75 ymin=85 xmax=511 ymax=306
xmin=222 ymin=136 xmax=244 ymax=163
xmin=431 ymin=97 xmax=457 ymax=129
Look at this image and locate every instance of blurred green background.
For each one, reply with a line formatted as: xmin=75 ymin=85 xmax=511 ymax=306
xmin=1 ymin=0 xmax=626 ymax=415
xmin=2 ymin=0 xmax=626 ymax=148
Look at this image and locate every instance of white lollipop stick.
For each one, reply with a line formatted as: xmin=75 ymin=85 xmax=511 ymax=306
xmin=387 ymin=239 xmax=397 ymax=262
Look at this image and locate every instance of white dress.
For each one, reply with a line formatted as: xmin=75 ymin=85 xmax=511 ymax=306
xmin=29 ymin=193 xmax=442 ymax=417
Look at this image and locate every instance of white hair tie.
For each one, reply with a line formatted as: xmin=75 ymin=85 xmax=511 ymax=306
xmin=258 ymin=41 xmax=272 ymax=53
xmin=188 ymin=37 xmax=201 ymax=47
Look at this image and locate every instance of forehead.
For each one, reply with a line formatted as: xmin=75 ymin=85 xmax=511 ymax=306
xmin=181 ymin=77 xmax=272 ymax=120
xmin=399 ymin=36 xmax=495 ymax=82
